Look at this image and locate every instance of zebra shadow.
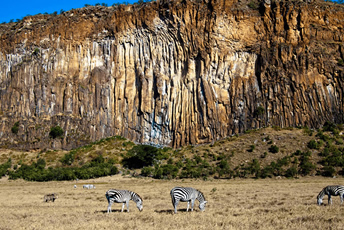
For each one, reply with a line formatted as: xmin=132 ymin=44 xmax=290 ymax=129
xmin=154 ymin=209 xmax=174 ymax=214
xmin=95 ymin=210 xmax=123 ymax=214
xmin=155 ymin=209 xmax=194 ymax=214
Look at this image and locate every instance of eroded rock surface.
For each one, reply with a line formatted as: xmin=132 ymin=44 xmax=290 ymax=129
xmin=0 ymin=0 xmax=343 ymax=150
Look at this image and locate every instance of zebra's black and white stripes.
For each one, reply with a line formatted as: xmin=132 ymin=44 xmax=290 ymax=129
xmin=105 ymin=189 xmax=143 ymax=213
xmin=317 ymin=185 xmax=344 ymax=205
xmin=170 ymin=187 xmax=207 ymax=213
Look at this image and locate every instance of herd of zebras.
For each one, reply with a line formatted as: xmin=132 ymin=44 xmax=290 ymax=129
xmin=104 ymin=185 xmax=344 ymax=213
xmin=45 ymin=185 xmax=344 ymax=212
xmin=106 ymin=187 xmax=207 ymax=213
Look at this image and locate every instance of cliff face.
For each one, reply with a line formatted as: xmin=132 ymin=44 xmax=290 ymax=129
xmin=0 ymin=0 xmax=343 ymax=150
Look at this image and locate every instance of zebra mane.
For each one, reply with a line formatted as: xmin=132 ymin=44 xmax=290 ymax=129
xmin=317 ymin=188 xmax=325 ymax=199
xmin=130 ymin=190 xmax=143 ymax=202
xmin=197 ymin=190 xmax=206 ymax=201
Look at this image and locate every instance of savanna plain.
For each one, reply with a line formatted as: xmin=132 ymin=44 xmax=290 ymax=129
xmin=0 ymin=176 xmax=343 ymax=230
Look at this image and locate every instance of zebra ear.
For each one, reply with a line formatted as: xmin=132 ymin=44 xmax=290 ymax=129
xmin=204 ymin=201 xmax=208 ymax=204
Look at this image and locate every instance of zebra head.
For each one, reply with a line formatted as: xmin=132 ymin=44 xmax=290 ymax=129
xmin=136 ymin=199 xmax=143 ymax=212
xmin=199 ymin=201 xmax=207 ymax=211
xmin=317 ymin=189 xmax=325 ymax=206
xmin=134 ymin=193 xmax=143 ymax=212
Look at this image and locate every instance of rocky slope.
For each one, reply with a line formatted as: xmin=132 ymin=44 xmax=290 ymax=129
xmin=0 ymin=0 xmax=343 ymax=150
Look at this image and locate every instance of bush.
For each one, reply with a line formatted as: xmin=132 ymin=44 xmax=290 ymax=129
xmin=307 ymin=140 xmax=320 ymax=149
xmin=269 ymin=145 xmax=279 ymax=153
xmin=9 ymin=155 xmax=117 ymax=181
xmin=247 ymin=159 xmax=260 ymax=178
xmin=322 ymin=121 xmax=337 ymax=133
xmin=321 ymin=166 xmax=336 ymax=177
xmin=60 ymin=150 xmax=76 ymax=166
xmin=216 ymin=160 xmax=232 ymax=178
xmin=285 ymin=166 xmax=298 ymax=178
xmin=49 ymin=126 xmax=64 ymax=139
xmin=141 ymin=166 xmax=154 ymax=177
xmin=0 ymin=159 xmax=12 ymax=177
xmin=298 ymin=155 xmax=316 ymax=176
xmin=11 ymin=122 xmax=19 ymax=134
xmin=154 ymin=164 xmax=179 ymax=179
xmin=338 ymin=59 xmax=344 ymax=66
xmin=254 ymin=106 xmax=265 ymax=117
xmin=122 ymin=145 xmax=168 ymax=169
xmin=248 ymin=145 xmax=255 ymax=152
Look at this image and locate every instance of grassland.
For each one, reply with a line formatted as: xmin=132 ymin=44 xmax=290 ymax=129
xmin=0 ymin=176 xmax=343 ymax=229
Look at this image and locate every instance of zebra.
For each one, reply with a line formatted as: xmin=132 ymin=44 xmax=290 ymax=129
xmin=317 ymin=185 xmax=344 ymax=205
xmin=170 ymin=187 xmax=207 ymax=214
xmin=44 ymin=193 xmax=58 ymax=202
xmin=105 ymin=189 xmax=143 ymax=213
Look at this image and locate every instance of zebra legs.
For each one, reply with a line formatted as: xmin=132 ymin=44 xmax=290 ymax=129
xmin=191 ymin=199 xmax=195 ymax=211
xmin=328 ymin=194 xmax=332 ymax=205
xmin=174 ymin=200 xmax=180 ymax=213
xmin=121 ymin=201 xmax=130 ymax=212
xmin=107 ymin=202 xmax=112 ymax=213
xmin=186 ymin=201 xmax=189 ymax=212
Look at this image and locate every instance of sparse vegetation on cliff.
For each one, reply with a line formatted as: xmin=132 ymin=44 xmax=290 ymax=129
xmin=1 ymin=121 xmax=344 ymax=181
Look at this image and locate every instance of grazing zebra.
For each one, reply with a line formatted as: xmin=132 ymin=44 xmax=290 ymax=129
xmin=317 ymin=185 xmax=344 ymax=205
xmin=105 ymin=189 xmax=143 ymax=213
xmin=170 ymin=187 xmax=207 ymax=214
xmin=44 ymin=193 xmax=58 ymax=202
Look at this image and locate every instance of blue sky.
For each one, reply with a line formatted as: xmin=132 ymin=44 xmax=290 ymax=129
xmin=1 ymin=0 xmax=139 ymax=23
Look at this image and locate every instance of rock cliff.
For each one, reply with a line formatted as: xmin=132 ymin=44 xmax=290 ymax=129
xmin=0 ymin=0 xmax=343 ymax=150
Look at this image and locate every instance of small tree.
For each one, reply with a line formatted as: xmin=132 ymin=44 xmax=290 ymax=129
xmin=49 ymin=125 xmax=64 ymax=139
xmin=11 ymin=122 xmax=20 ymax=134
xmin=269 ymin=145 xmax=279 ymax=153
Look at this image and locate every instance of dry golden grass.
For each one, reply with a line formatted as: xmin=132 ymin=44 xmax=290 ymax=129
xmin=0 ymin=176 xmax=343 ymax=229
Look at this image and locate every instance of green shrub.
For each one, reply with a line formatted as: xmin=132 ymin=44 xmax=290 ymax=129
xmin=60 ymin=150 xmax=76 ymax=166
xmin=321 ymin=166 xmax=336 ymax=177
xmin=307 ymin=140 xmax=320 ymax=149
xmin=248 ymin=1 xmax=258 ymax=9
xmin=141 ymin=166 xmax=154 ymax=177
xmin=0 ymin=159 xmax=12 ymax=177
xmin=248 ymin=145 xmax=255 ymax=152
xmin=49 ymin=126 xmax=64 ymax=139
xmin=122 ymin=145 xmax=168 ymax=169
xmin=338 ymin=59 xmax=344 ymax=66
xmin=216 ymin=160 xmax=232 ymax=178
xmin=254 ymin=106 xmax=265 ymax=117
xmin=11 ymin=122 xmax=19 ymax=134
xmin=247 ymin=159 xmax=260 ymax=178
xmin=154 ymin=164 xmax=179 ymax=179
xmin=322 ymin=121 xmax=337 ymax=133
xmin=285 ymin=166 xmax=298 ymax=178
xmin=298 ymin=155 xmax=316 ymax=176
xmin=269 ymin=145 xmax=279 ymax=153
xmin=9 ymin=155 xmax=117 ymax=181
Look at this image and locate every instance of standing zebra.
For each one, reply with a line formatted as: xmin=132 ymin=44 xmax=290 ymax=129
xmin=317 ymin=185 xmax=344 ymax=205
xmin=170 ymin=187 xmax=207 ymax=214
xmin=105 ymin=189 xmax=143 ymax=213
